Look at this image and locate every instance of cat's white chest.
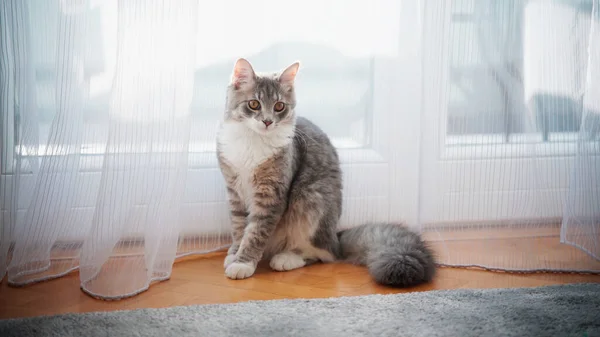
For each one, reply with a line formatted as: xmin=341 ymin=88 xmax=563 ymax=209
xmin=217 ymin=122 xmax=290 ymax=207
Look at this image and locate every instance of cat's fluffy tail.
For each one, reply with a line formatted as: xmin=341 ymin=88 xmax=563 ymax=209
xmin=337 ymin=223 xmax=436 ymax=287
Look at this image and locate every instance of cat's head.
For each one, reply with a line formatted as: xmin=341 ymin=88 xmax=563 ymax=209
xmin=225 ymin=58 xmax=299 ymax=135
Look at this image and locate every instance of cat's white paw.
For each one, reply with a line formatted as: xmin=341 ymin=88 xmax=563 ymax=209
xmin=225 ymin=262 xmax=256 ymax=280
xmin=223 ymin=254 xmax=236 ymax=269
xmin=270 ymin=252 xmax=306 ymax=271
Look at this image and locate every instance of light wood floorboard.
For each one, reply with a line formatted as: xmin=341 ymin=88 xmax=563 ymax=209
xmin=1 ymin=249 xmax=599 ymax=319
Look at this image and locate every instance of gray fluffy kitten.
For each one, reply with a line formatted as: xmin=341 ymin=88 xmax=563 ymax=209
xmin=216 ymin=58 xmax=435 ymax=287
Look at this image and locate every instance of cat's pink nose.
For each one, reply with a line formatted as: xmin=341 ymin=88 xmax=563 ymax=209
xmin=263 ymin=120 xmax=273 ymax=127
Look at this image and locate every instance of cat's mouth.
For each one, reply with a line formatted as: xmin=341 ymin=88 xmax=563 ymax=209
xmin=256 ymin=126 xmax=274 ymax=134
xmin=251 ymin=120 xmax=276 ymax=134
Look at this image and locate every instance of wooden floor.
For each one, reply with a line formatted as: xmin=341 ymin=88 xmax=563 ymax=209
xmin=1 ymin=250 xmax=599 ymax=320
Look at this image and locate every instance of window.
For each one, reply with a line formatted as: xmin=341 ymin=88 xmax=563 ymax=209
xmin=8 ymin=1 xmax=401 ymax=169
xmin=2 ymin=0 xmax=414 ymax=234
xmin=419 ymin=0 xmax=599 ymax=225
xmin=444 ymin=0 xmax=598 ymax=159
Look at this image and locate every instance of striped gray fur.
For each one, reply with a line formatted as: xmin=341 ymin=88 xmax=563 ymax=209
xmin=216 ymin=59 xmax=436 ymax=286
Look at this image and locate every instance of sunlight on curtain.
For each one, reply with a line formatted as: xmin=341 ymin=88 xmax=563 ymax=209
xmin=0 ymin=0 xmax=598 ymax=300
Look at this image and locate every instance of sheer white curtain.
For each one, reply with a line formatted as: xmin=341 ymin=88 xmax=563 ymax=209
xmin=419 ymin=0 xmax=600 ymax=272
xmin=420 ymin=0 xmax=600 ymax=272
xmin=1 ymin=0 xmax=598 ymax=300
xmin=562 ymin=0 xmax=600 ymax=263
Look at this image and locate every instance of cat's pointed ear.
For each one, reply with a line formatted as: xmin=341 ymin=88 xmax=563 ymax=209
xmin=231 ymin=58 xmax=255 ymax=89
xmin=278 ymin=62 xmax=300 ymax=87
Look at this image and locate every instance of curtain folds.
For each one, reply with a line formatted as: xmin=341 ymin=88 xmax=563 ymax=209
xmin=562 ymin=0 xmax=600 ymax=262
xmin=1 ymin=0 xmax=598 ymax=299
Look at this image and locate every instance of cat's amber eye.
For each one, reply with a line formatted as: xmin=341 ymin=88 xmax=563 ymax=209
xmin=274 ymin=102 xmax=285 ymax=112
xmin=248 ymin=100 xmax=261 ymax=110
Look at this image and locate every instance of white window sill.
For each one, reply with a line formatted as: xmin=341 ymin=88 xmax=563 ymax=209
xmin=8 ymin=137 xmax=387 ymax=174
xmin=443 ymin=132 xmax=598 ymax=160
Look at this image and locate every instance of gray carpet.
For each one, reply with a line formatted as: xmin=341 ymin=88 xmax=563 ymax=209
xmin=1 ymin=283 xmax=599 ymax=337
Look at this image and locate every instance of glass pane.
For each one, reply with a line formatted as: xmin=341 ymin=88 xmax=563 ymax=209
xmin=447 ymin=0 xmax=524 ymax=139
xmin=24 ymin=0 xmax=404 ymax=157
xmin=446 ymin=0 xmax=594 ymax=145
xmin=190 ymin=49 xmax=373 ymax=151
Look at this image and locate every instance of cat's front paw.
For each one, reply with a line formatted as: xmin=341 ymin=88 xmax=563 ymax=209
xmin=223 ymin=254 xmax=236 ymax=269
xmin=270 ymin=252 xmax=306 ymax=271
xmin=225 ymin=262 xmax=256 ymax=280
